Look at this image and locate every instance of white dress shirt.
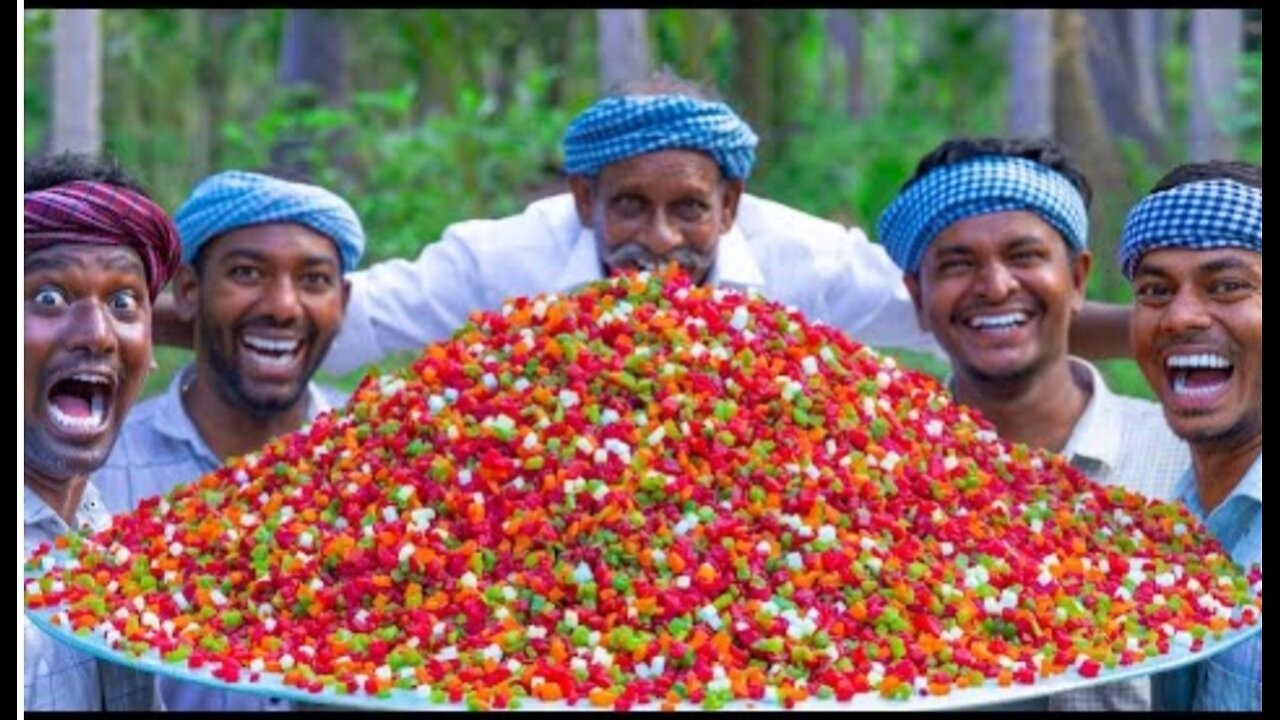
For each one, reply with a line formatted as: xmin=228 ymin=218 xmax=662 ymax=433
xmin=324 ymin=193 xmax=939 ymax=374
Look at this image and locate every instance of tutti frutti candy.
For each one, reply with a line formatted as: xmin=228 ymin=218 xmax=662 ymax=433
xmin=25 ymin=267 xmax=1262 ymax=710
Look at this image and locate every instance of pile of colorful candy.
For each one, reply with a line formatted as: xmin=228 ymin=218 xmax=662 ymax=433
xmin=25 ymin=268 xmax=1262 ymax=709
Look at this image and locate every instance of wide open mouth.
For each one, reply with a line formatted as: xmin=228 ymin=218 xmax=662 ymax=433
xmin=45 ymin=371 xmax=115 ymax=435
xmin=1165 ymin=352 xmax=1235 ymax=399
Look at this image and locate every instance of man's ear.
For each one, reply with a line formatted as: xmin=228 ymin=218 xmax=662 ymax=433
xmin=903 ymin=272 xmax=930 ymax=333
xmin=718 ymin=179 xmax=744 ymax=234
xmin=1069 ymin=250 xmax=1093 ymax=315
xmin=172 ymin=264 xmax=201 ymax=324
xmin=568 ymin=175 xmax=596 ymax=228
xmin=341 ymin=276 xmax=352 ymax=314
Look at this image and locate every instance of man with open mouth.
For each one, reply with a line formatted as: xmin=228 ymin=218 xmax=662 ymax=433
xmin=1121 ymin=161 xmax=1262 ymax=712
xmin=93 ymin=169 xmax=363 ymax=711
xmin=24 ymin=152 xmax=181 ymax=710
xmin=876 ymin=137 xmax=1193 ymax=711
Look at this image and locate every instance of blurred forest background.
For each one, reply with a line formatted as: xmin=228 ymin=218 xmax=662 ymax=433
xmin=22 ymin=9 xmax=1262 ymax=399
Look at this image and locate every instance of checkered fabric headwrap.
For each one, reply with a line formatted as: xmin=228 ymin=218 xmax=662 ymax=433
xmin=1118 ymin=179 xmax=1262 ymax=279
xmin=877 ymin=155 xmax=1090 ymax=274
xmin=174 ymin=171 xmax=366 ymax=272
xmin=563 ymin=94 xmax=759 ymax=180
xmin=24 ymin=181 xmax=181 ymax=301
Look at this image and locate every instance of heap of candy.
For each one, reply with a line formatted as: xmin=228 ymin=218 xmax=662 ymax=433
xmin=26 ymin=268 xmax=1261 ymax=710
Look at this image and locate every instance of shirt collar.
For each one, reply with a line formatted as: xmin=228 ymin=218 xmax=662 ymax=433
xmin=23 ymin=481 xmax=109 ymax=531
xmin=943 ymin=358 xmax=1122 ymax=472
xmin=23 ymin=485 xmax=56 ymax=526
xmin=1059 ymin=358 xmax=1124 ymax=473
xmin=553 ymin=221 xmax=767 ymax=294
xmin=1175 ymin=452 xmax=1263 ymax=517
xmin=154 ymin=364 xmax=334 ymax=457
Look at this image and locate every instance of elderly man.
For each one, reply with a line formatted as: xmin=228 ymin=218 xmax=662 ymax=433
xmin=94 ymin=170 xmax=363 ymax=711
xmin=24 ymin=152 xmax=181 ymax=710
xmin=156 ymin=72 xmax=1129 ymax=373
xmin=1120 ymin=161 xmax=1262 ymax=712
xmin=876 ymin=137 xmax=1190 ymax=711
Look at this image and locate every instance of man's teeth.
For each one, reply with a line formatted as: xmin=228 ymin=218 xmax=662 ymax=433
xmin=243 ymin=336 xmax=301 ymax=353
xmin=1172 ymin=373 xmax=1230 ymax=397
xmin=70 ymin=373 xmax=110 ymax=386
xmin=49 ymin=393 xmax=107 ymax=431
xmin=969 ymin=312 xmax=1028 ymax=329
xmin=1166 ymin=353 xmax=1232 ymax=370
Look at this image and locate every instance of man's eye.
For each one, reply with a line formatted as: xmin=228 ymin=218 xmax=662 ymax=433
xmin=33 ymin=287 xmax=67 ymax=308
xmin=109 ymin=290 xmax=141 ymax=313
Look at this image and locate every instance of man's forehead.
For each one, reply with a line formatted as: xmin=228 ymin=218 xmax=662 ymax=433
xmin=1135 ymin=246 xmax=1262 ymax=278
xmin=203 ymin=222 xmax=343 ymax=265
xmin=930 ymin=211 xmax=1065 ymax=253
xmin=24 ymin=242 xmax=146 ymax=275
xmin=600 ymin=149 xmax=721 ymax=180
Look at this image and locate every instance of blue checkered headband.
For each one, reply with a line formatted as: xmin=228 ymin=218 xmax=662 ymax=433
xmin=563 ymin=94 xmax=759 ymax=180
xmin=174 ymin=170 xmax=366 ymax=272
xmin=877 ymin=156 xmax=1090 ymax=274
xmin=1118 ymin=179 xmax=1262 ymax=279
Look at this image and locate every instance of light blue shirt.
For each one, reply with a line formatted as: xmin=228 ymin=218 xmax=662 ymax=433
xmin=23 ymin=483 xmax=161 ymax=711
xmin=1154 ymin=453 xmax=1262 ymax=711
xmin=93 ymin=364 xmax=342 ymax=711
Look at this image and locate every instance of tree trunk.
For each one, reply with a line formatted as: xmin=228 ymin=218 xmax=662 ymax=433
xmin=200 ymin=9 xmax=239 ymax=170
xmin=1007 ymin=9 xmax=1054 ymax=137
xmin=530 ymin=10 xmax=576 ymax=108
xmin=278 ymin=9 xmax=349 ymax=106
xmin=729 ymin=9 xmax=770 ymax=141
xmin=1244 ymin=8 xmax=1261 ymax=53
xmin=1152 ymin=9 xmax=1172 ymax=121
xmin=766 ymin=11 xmax=809 ymax=145
xmin=673 ymin=10 xmax=713 ymax=85
xmin=1189 ymin=9 xmax=1243 ymax=161
xmin=597 ymin=10 xmax=651 ymax=93
xmin=1053 ymin=9 xmax=1129 ymax=290
xmin=1082 ymin=9 xmax=1164 ymax=162
xmin=825 ymin=9 xmax=866 ymax=118
xmin=493 ymin=34 xmax=520 ymax=109
xmin=51 ymin=9 xmax=102 ymax=155
xmin=272 ymin=9 xmax=349 ymax=177
xmin=1127 ymin=9 xmax=1166 ymax=137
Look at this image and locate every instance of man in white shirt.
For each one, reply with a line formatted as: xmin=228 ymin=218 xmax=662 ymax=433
xmin=877 ymin=137 xmax=1190 ymax=711
xmin=24 ymin=152 xmax=181 ymax=711
xmin=315 ymin=72 xmax=953 ymax=375
xmin=155 ymin=72 xmax=1130 ymax=374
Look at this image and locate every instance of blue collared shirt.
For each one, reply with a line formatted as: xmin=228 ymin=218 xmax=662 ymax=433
xmin=1154 ymin=453 xmax=1262 ymax=711
xmin=23 ymin=483 xmax=161 ymax=711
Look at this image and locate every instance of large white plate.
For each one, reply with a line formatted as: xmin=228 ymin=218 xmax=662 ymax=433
xmin=25 ymin=604 xmax=1260 ymax=711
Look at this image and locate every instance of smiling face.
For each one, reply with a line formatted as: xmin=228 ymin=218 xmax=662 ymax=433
xmin=179 ymin=223 xmax=349 ymax=418
xmin=568 ymin=149 xmax=742 ymax=285
xmin=1131 ymin=247 xmax=1263 ymax=449
xmin=24 ymin=244 xmax=153 ymax=482
xmin=906 ymin=211 xmax=1090 ymax=385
